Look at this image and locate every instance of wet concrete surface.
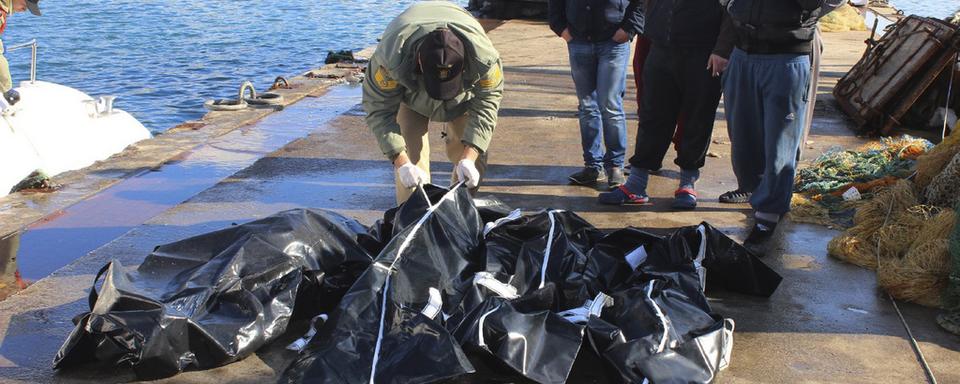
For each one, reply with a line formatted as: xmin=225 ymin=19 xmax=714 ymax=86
xmin=0 ymin=87 xmax=360 ymax=298
xmin=0 ymin=21 xmax=957 ymax=383
xmin=0 ymin=64 xmax=361 ymax=255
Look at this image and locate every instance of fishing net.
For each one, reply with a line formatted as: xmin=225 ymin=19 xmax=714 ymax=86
xmin=916 ymin=131 xmax=960 ymax=189
xmin=827 ymin=181 xmax=919 ymax=269
xmin=827 ymin=176 xmax=899 ymax=198
xmin=874 ymin=207 xmax=932 ymax=259
xmin=828 ymin=234 xmax=879 ymax=269
xmin=925 ymin=152 xmax=960 ymax=208
xmin=789 ymin=194 xmax=833 ymax=226
xmin=791 ymin=137 xmax=930 ymax=227
xmin=915 ymin=208 xmax=957 ymax=247
xmin=878 ymin=239 xmax=951 ymax=308
xmin=795 ymin=135 xmax=930 ymax=194
xmin=847 ymin=180 xmax=920 ymax=239
xmin=818 ymin=4 xmax=868 ymax=32
xmin=941 ymin=203 xmax=960 ymax=312
xmin=828 ymin=179 xmax=958 ymax=307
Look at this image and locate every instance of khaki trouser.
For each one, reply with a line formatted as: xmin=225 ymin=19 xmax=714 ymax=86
xmin=0 ymin=233 xmax=19 ymax=282
xmin=0 ymin=39 xmax=11 ymax=92
xmin=394 ymin=104 xmax=468 ymax=205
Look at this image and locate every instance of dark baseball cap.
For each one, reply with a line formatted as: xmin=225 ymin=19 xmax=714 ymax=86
xmin=26 ymin=0 xmax=41 ymax=16
xmin=418 ymin=28 xmax=464 ymax=101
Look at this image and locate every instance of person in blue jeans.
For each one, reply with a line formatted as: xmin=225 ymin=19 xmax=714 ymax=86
xmin=548 ymin=0 xmax=644 ymax=189
xmin=720 ymin=0 xmax=841 ymax=254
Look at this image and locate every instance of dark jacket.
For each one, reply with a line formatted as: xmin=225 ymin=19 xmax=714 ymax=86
xmin=722 ymin=0 xmax=843 ymax=54
xmin=548 ymin=0 xmax=645 ymax=42
xmin=644 ymin=0 xmax=735 ymax=58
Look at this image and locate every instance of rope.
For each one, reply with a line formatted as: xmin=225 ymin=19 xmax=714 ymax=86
xmin=877 ymin=194 xmax=938 ymax=384
xmin=891 ymin=298 xmax=938 ymax=384
xmin=943 ymin=52 xmax=957 ymax=141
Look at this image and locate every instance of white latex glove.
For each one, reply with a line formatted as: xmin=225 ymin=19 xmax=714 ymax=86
xmin=455 ymin=159 xmax=480 ymax=189
xmin=397 ymin=163 xmax=428 ymax=188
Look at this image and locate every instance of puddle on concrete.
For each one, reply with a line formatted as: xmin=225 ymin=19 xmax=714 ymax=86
xmin=0 ymin=85 xmax=361 ymax=299
xmin=782 ymin=254 xmax=822 ymax=271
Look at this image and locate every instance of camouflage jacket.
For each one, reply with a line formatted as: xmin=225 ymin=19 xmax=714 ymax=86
xmin=362 ymin=1 xmax=504 ymax=158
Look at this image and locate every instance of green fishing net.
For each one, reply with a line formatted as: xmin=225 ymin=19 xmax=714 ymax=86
xmin=795 ymin=136 xmax=932 ymax=194
xmin=942 ymin=202 xmax=960 ymax=312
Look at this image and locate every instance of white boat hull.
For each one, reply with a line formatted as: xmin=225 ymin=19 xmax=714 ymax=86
xmin=0 ymin=81 xmax=152 ymax=195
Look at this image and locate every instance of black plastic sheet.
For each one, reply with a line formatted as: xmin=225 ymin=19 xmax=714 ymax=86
xmin=589 ymin=224 xmax=783 ymax=298
xmin=280 ymin=185 xmax=483 ymax=383
xmin=451 ymin=210 xmax=747 ymax=384
xmin=56 ymin=184 xmax=781 ymax=383
xmin=53 ymin=209 xmax=377 ymax=379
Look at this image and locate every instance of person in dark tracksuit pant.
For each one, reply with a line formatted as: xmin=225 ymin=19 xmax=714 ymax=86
xmin=548 ymin=0 xmax=644 ymax=190
xmin=599 ymin=0 xmax=733 ymax=210
xmin=719 ymin=0 xmax=841 ymax=254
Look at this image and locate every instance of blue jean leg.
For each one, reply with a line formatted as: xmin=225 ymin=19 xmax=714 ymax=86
xmin=568 ymin=41 xmax=603 ymax=169
xmin=595 ymin=41 xmax=630 ymax=169
xmin=568 ymin=40 xmax=630 ymax=169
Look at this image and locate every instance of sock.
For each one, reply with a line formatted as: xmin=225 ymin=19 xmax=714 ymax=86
xmin=623 ymin=168 xmax=649 ymax=196
xmin=755 ymin=211 xmax=781 ymax=225
xmin=680 ymin=169 xmax=700 ymax=189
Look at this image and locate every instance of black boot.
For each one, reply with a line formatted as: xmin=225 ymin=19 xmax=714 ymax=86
xmin=744 ymin=218 xmax=778 ymax=256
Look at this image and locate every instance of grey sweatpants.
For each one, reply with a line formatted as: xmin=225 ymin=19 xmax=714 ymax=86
xmin=723 ymin=48 xmax=811 ymax=215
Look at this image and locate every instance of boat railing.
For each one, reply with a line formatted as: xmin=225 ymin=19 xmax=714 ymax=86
xmin=6 ymin=39 xmax=37 ymax=84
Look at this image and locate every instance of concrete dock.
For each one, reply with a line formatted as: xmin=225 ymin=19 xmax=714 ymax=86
xmin=0 ymin=19 xmax=958 ymax=383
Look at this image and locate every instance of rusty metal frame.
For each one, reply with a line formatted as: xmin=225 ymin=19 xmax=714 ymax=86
xmin=834 ymin=16 xmax=960 ymax=135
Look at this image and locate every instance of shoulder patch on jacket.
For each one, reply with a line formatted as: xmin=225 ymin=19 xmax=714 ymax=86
xmin=478 ymin=64 xmax=502 ymax=89
xmin=373 ymin=66 xmax=398 ymax=91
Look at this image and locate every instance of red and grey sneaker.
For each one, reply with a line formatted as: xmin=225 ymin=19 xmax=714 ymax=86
xmin=598 ymin=185 xmax=649 ymax=206
xmin=672 ymin=188 xmax=698 ymax=210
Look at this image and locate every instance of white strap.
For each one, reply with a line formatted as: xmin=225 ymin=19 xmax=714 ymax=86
xmin=474 ymin=272 xmax=520 ymax=299
xmin=695 ymin=225 xmax=708 ymax=292
xmin=558 ymin=292 xmax=612 ymax=324
xmin=483 ymin=209 xmax=523 ymax=237
xmin=588 ymin=292 xmax=612 ymax=317
xmin=645 ymin=281 xmax=670 ymax=353
xmin=477 ymin=303 xmax=502 ymax=348
xmin=539 ymin=210 xmax=563 ymax=289
xmin=506 ymin=332 xmax=529 ymax=375
xmin=625 ymin=245 xmax=648 ymax=269
xmin=285 ymin=314 xmax=329 ymax=352
xmin=558 ymin=306 xmax=590 ymax=325
xmin=720 ymin=318 xmax=736 ymax=371
xmin=421 ymin=287 xmax=443 ymax=320
xmin=695 ymin=225 xmax=707 ymax=263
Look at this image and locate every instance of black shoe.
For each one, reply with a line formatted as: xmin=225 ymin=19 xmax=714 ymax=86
xmin=744 ymin=219 xmax=778 ymax=256
xmin=569 ymin=167 xmax=607 ymax=186
xmin=719 ymin=189 xmax=752 ymax=204
xmin=607 ymin=167 xmax=625 ymax=188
